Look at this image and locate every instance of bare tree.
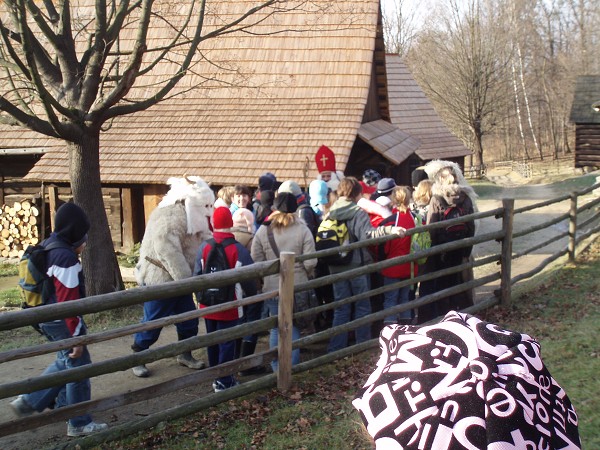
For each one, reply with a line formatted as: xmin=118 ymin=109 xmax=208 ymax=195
xmin=382 ymin=0 xmax=420 ymax=55
xmin=0 ymin=0 xmax=302 ymax=295
xmin=407 ymin=0 xmax=511 ymax=172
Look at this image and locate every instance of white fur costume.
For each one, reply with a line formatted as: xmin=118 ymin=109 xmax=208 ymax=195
xmin=423 ymin=159 xmax=478 ymax=211
xmin=135 ymin=176 xmax=215 ymax=286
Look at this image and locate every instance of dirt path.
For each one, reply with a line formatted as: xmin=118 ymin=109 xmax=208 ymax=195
xmin=0 ymin=175 xmax=597 ymax=449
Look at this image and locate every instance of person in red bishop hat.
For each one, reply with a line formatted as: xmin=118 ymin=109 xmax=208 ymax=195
xmin=315 ymin=145 xmax=345 ymax=192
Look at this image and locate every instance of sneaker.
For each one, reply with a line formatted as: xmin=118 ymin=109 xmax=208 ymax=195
xmin=176 ymin=352 xmax=206 ymax=370
xmin=67 ymin=421 xmax=109 ymax=437
xmin=132 ymin=364 xmax=150 ymax=377
xmin=10 ymin=396 xmax=35 ymax=418
xmin=212 ymin=380 xmax=240 ymax=393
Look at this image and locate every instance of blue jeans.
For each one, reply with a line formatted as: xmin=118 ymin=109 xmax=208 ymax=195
xmin=265 ymin=298 xmax=301 ymax=371
xmin=133 ymin=293 xmax=199 ymax=351
xmin=22 ymin=320 xmax=93 ymax=428
xmin=383 ymin=276 xmax=411 ymax=323
xmin=328 ymin=273 xmax=372 ymax=353
xmin=205 ymin=318 xmax=238 ymax=388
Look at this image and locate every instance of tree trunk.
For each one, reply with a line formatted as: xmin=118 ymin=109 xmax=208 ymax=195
xmin=67 ymin=134 xmax=124 ymax=296
xmin=472 ymin=124 xmax=484 ymax=176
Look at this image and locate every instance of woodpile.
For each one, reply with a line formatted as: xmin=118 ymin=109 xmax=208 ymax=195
xmin=0 ymin=201 xmax=40 ymax=259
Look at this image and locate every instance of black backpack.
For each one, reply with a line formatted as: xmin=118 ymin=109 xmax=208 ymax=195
xmin=197 ymin=238 xmax=236 ymax=306
xmin=440 ymin=205 xmax=469 ymax=243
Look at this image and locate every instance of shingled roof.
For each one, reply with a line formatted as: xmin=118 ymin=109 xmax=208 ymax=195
xmin=569 ymin=75 xmax=600 ymax=125
xmin=3 ymin=0 xmax=402 ymax=186
xmin=385 ymin=54 xmax=471 ymax=161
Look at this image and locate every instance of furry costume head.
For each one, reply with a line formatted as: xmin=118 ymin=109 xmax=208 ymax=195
xmin=425 ymin=160 xmax=478 ymax=212
xmin=158 ymin=176 xmax=215 ymax=235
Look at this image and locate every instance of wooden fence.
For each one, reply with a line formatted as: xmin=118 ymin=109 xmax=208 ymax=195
xmin=1 ymin=182 xmax=599 ymax=449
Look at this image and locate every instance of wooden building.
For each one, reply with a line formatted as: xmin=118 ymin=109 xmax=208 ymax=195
xmin=1 ymin=0 xmax=469 ymax=251
xmin=569 ymin=75 xmax=600 ymax=169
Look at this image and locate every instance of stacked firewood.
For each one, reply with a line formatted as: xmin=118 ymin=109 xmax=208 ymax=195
xmin=0 ymin=201 xmax=40 ymax=259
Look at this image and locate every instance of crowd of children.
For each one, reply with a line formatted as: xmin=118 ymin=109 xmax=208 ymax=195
xmin=9 ymin=147 xmax=478 ymax=435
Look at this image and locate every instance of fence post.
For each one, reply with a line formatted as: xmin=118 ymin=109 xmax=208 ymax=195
xmin=500 ymin=198 xmax=514 ymax=305
xmin=568 ymin=193 xmax=578 ymax=262
xmin=277 ymin=251 xmax=295 ymax=392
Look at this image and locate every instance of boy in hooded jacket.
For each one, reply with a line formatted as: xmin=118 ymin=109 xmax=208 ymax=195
xmin=9 ymin=203 xmax=108 ymax=437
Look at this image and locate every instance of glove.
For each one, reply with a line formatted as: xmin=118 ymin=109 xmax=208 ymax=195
xmin=391 ymin=226 xmax=406 ymax=237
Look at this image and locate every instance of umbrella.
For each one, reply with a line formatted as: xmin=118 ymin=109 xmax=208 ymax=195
xmin=352 ymin=311 xmax=581 ymax=449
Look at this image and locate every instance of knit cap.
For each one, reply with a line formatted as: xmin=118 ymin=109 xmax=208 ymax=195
xmin=232 ymin=208 xmax=255 ymax=233
xmin=212 ymin=206 xmax=233 ymax=230
xmin=278 ymin=180 xmax=302 ymax=198
xmin=274 ymin=192 xmax=298 ymax=213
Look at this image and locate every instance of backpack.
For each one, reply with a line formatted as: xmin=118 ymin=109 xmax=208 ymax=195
xmin=18 ymin=240 xmax=70 ymax=309
xmin=410 ymin=212 xmax=431 ymax=265
xmin=440 ymin=205 xmax=469 ymax=242
xmin=315 ymin=218 xmax=353 ymax=265
xmin=197 ymin=238 xmax=236 ymax=306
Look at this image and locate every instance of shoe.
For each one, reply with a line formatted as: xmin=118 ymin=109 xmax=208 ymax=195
xmin=132 ymin=364 xmax=150 ymax=377
xmin=177 ymin=352 xmax=206 ymax=370
xmin=212 ymin=380 xmax=240 ymax=393
xmin=10 ymin=396 xmax=35 ymax=418
xmin=67 ymin=421 xmax=109 ymax=437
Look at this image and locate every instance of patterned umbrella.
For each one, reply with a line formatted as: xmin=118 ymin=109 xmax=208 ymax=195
xmin=353 ymin=311 xmax=581 ymax=449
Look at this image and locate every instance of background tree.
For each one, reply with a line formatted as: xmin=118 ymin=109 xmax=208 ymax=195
xmin=385 ymin=0 xmax=600 ymax=167
xmin=406 ymin=0 xmax=512 ymax=172
xmin=0 ymin=0 xmax=300 ymax=295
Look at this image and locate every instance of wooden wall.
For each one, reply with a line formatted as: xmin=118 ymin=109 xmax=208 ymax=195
xmin=0 ymin=180 xmax=136 ymax=253
xmin=575 ymin=124 xmax=600 ymax=168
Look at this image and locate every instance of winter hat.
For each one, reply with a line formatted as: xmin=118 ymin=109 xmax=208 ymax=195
xmin=359 ymin=181 xmax=376 ymax=196
xmin=411 ymin=168 xmax=429 ymax=187
xmin=232 ymin=208 xmax=255 ymax=233
xmin=278 ymin=180 xmax=303 ymax=198
xmin=362 ymin=169 xmax=382 ymax=187
xmin=353 ymin=311 xmax=581 ymax=449
xmin=258 ymin=172 xmax=277 ymax=192
xmin=274 ymin=192 xmax=298 ymax=213
xmin=212 ymin=206 xmax=233 ymax=230
xmin=376 ymin=178 xmax=396 ymax=196
xmin=54 ymin=202 xmax=90 ymax=248
xmin=309 ymin=179 xmax=329 ymax=207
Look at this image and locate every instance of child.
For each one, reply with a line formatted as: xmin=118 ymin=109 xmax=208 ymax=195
xmin=378 ymin=187 xmax=416 ymax=324
xmin=9 ymin=203 xmax=108 ymax=437
xmin=195 ymin=207 xmax=257 ymax=392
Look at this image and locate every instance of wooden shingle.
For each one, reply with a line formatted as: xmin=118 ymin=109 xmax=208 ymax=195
xmin=385 ymin=55 xmax=471 ymax=161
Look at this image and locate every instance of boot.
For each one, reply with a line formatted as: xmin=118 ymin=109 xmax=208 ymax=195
xmin=238 ymin=340 xmax=266 ymax=376
xmin=176 ymin=351 xmax=206 ymax=370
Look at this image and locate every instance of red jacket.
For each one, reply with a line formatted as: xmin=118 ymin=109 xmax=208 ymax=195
xmin=380 ymin=211 xmax=416 ymax=279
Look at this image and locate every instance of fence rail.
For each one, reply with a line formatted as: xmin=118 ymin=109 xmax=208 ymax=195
xmin=1 ymin=182 xmax=600 ymax=448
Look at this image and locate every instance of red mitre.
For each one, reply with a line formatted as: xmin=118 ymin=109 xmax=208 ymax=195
xmin=315 ymin=145 xmax=336 ymax=173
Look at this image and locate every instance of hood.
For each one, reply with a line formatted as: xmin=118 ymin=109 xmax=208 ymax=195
xmin=328 ymin=197 xmax=362 ymax=221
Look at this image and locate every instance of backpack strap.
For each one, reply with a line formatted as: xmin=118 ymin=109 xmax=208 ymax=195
xmin=266 ymin=225 xmax=280 ymax=258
